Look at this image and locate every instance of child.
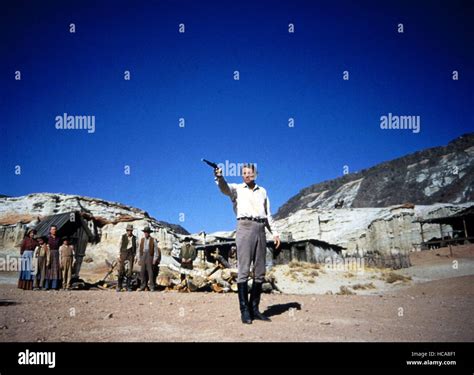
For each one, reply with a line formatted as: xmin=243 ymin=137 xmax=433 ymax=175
xmin=59 ymin=238 xmax=75 ymax=290
xmin=34 ymin=237 xmax=50 ymax=290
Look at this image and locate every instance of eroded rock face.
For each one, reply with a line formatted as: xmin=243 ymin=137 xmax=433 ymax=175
xmin=0 ymin=193 xmax=188 ymax=269
xmin=0 ymin=193 xmax=189 ymax=228
xmin=273 ymin=203 xmax=473 ymax=255
xmin=276 ymin=133 xmax=474 ymax=219
xmin=269 ymin=134 xmax=474 ymax=256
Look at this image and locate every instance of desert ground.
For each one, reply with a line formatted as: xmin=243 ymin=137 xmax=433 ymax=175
xmin=1 ymin=245 xmax=473 ymax=342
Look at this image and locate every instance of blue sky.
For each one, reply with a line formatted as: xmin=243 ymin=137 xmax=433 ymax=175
xmin=1 ymin=0 xmax=473 ymax=233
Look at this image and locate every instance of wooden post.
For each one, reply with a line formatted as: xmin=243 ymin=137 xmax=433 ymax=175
xmin=439 ymin=223 xmax=444 ymax=247
xmin=420 ymin=223 xmax=425 ymax=244
xmin=462 ymin=218 xmax=469 ymax=242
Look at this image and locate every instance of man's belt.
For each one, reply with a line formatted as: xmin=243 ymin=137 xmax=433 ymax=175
xmin=237 ymin=217 xmax=266 ymax=223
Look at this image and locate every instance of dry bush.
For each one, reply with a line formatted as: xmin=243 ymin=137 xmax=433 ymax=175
xmin=352 ymin=282 xmax=376 ymax=290
xmin=385 ymin=272 xmax=412 ymax=284
xmin=303 ymin=269 xmax=319 ymax=277
xmin=289 ymin=260 xmax=320 ymax=270
xmin=336 ymin=286 xmax=355 ymax=295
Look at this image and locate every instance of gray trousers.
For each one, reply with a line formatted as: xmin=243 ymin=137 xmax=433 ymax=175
xmin=140 ymin=253 xmax=155 ymax=289
xmin=236 ymin=220 xmax=266 ymax=283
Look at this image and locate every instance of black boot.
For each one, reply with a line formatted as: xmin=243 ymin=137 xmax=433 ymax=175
xmin=237 ymin=282 xmax=252 ymax=324
xmin=126 ymin=277 xmax=133 ymax=292
xmin=116 ymin=277 xmax=123 ymax=292
xmin=249 ymin=282 xmax=271 ymax=322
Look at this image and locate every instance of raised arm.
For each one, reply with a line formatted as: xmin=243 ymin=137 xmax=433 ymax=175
xmin=214 ymin=168 xmax=236 ymax=198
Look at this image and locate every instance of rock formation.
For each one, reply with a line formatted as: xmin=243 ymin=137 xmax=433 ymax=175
xmin=0 ymin=193 xmax=188 ymax=270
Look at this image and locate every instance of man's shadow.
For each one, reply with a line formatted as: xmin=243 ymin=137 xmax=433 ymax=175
xmin=263 ymin=302 xmax=301 ymax=317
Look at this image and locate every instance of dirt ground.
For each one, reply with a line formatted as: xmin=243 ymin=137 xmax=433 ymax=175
xmin=1 ymin=246 xmax=473 ymax=342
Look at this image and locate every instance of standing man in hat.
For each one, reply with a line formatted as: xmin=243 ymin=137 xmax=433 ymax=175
xmin=116 ymin=224 xmax=137 ymax=292
xmin=138 ymin=226 xmax=158 ymax=291
xmin=178 ymin=239 xmax=196 ymax=289
xmin=213 ymin=163 xmax=280 ymax=324
xmin=180 ymin=239 xmax=196 ymax=270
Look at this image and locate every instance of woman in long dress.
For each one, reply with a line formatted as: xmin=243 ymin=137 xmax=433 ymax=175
xmin=45 ymin=225 xmax=62 ymax=290
xmin=18 ymin=228 xmax=38 ymax=290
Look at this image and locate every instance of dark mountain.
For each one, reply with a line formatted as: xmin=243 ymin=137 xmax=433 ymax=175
xmin=275 ymin=133 xmax=474 ymax=219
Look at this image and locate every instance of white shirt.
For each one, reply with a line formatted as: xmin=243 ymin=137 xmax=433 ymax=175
xmin=138 ymin=237 xmax=160 ymax=263
xmin=215 ymin=177 xmax=279 ymax=236
xmin=144 ymin=237 xmax=150 ymax=253
xmin=126 ymin=235 xmax=133 ymax=250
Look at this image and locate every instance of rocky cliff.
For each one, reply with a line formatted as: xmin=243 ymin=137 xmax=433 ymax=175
xmin=272 ymin=133 xmax=474 ymax=256
xmin=275 ymin=133 xmax=474 ymax=219
xmin=0 ymin=193 xmax=188 ymax=269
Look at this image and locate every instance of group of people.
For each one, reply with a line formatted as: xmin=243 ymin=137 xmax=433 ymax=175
xmin=116 ymin=224 xmax=162 ymax=292
xmin=18 ymin=225 xmax=75 ymax=290
xmin=116 ymin=224 xmax=198 ymax=292
xmin=18 ymin=222 xmax=196 ymax=293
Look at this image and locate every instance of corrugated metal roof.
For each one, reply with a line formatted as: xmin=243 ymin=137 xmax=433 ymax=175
xmin=35 ymin=212 xmax=74 ymax=237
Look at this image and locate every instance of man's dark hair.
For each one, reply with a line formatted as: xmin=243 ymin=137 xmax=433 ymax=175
xmin=241 ymin=163 xmax=257 ymax=174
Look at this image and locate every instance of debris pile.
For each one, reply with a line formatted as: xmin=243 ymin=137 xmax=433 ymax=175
xmin=95 ymin=257 xmax=280 ymax=293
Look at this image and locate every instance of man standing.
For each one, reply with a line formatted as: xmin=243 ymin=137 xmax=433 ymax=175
xmin=214 ymin=163 xmax=280 ymax=324
xmin=116 ymin=224 xmax=137 ymax=292
xmin=180 ymin=240 xmax=196 ymax=270
xmin=138 ymin=226 xmax=158 ymax=292
xmin=178 ymin=239 xmax=196 ymax=289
